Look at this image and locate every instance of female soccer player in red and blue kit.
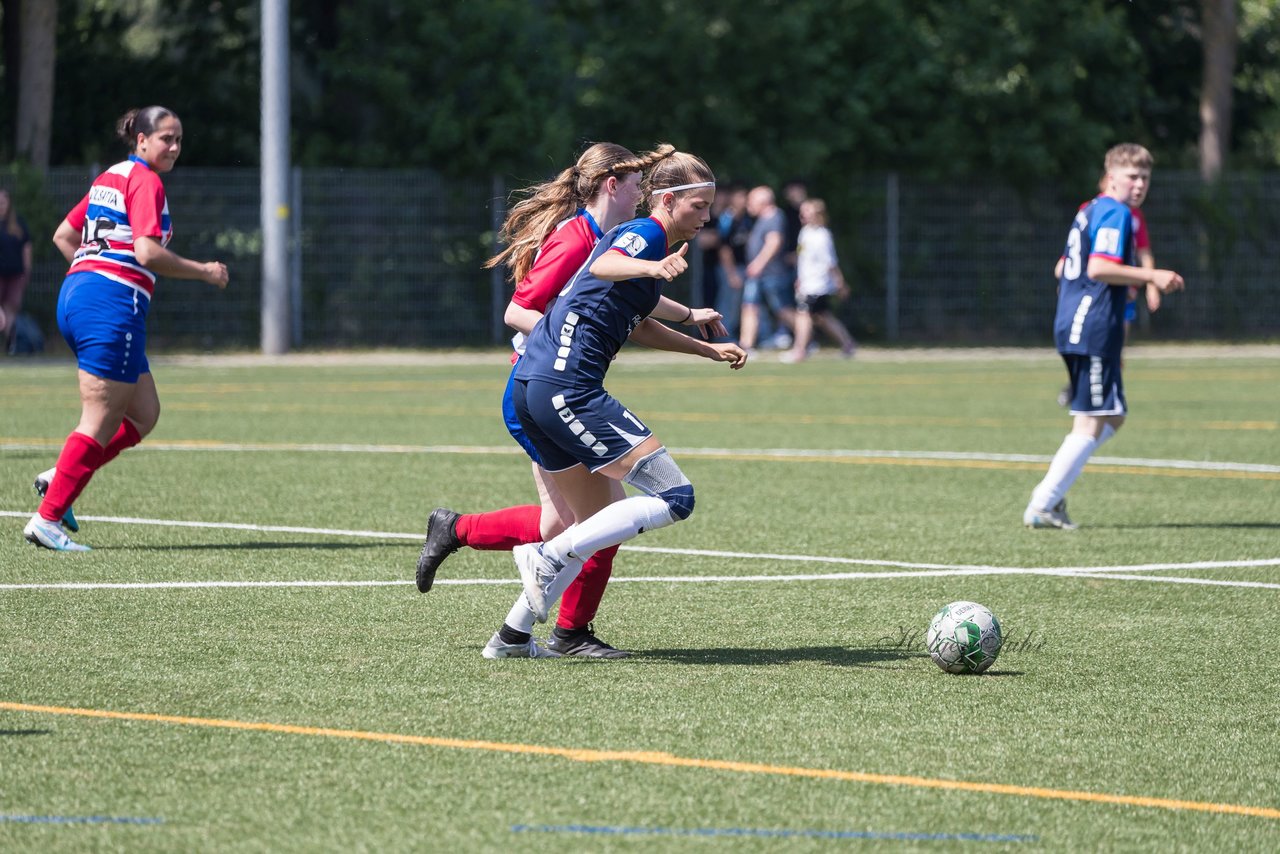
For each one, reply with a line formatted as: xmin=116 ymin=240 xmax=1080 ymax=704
xmin=1024 ymin=144 xmax=1184 ymax=530
xmin=415 ymin=143 xmax=725 ymax=658
xmin=24 ymin=106 xmax=228 ymax=551
xmin=486 ymin=148 xmax=746 ymax=658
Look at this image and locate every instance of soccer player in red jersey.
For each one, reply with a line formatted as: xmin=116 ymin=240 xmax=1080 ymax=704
xmin=492 ymin=149 xmax=745 ymax=658
xmin=415 ymin=143 xmax=723 ymax=657
xmin=25 ymin=106 xmax=228 ymax=551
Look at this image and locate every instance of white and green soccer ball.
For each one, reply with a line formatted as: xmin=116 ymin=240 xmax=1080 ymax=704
xmin=926 ymin=601 xmax=1003 ymax=674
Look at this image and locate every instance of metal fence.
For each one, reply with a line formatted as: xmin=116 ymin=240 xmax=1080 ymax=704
xmin=835 ymin=172 xmax=1280 ymax=343
xmin=14 ymin=167 xmax=1280 ymax=353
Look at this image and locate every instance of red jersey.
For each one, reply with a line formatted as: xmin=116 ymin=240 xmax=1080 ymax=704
xmin=1130 ymin=206 xmax=1150 ymax=252
xmin=509 ymin=209 xmax=603 ymax=356
xmin=64 ymin=156 xmax=172 ymax=297
xmin=1074 ymin=196 xmax=1150 ymax=254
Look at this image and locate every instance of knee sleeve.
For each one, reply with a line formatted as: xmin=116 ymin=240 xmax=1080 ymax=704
xmin=623 ymin=448 xmax=695 ymax=521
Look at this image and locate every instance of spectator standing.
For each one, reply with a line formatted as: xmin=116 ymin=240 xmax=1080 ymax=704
xmin=781 ymin=179 xmax=807 ymax=267
xmin=714 ymin=184 xmax=752 ymax=341
xmin=0 ymin=189 xmax=33 ymax=351
xmin=739 ymin=186 xmax=795 ymax=351
xmin=781 ymin=198 xmax=856 ymax=362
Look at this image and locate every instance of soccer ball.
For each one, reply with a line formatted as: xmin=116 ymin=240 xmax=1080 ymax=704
xmin=926 ymin=601 xmax=1003 ymax=674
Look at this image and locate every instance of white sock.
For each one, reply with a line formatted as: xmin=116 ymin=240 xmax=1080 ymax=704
xmin=1030 ymin=433 xmax=1098 ymax=511
xmin=543 ymin=558 xmax=586 ymax=607
xmin=503 ymin=550 xmax=586 ymax=633
xmin=546 ymin=495 xmax=676 ymax=561
xmin=504 ymin=593 xmax=540 ymax=635
xmin=1096 ymin=422 xmax=1117 ymax=449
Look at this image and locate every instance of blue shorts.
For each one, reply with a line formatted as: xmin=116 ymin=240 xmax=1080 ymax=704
xmin=1123 ymin=299 xmax=1137 ymax=324
xmin=743 ymin=272 xmax=795 ymax=312
xmin=512 ymin=379 xmax=653 ymax=473
xmin=503 ymin=357 xmax=542 ymax=465
xmin=57 ymin=272 xmax=150 ymax=383
xmin=1061 ymin=352 xmax=1126 ymax=416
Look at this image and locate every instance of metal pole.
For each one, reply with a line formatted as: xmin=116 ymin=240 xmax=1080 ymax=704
xmin=260 ymin=0 xmax=291 ymax=354
xmin=885 ymin=172 xmax=900 ymax=342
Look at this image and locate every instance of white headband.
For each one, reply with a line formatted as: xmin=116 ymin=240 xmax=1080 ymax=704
xmin=651 ymin=181 xmax=715 ymax=195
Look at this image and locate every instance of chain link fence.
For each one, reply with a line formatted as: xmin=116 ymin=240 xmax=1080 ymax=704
xmin=13 ymin=168 xmax=1280 ymax=353
xmin=834 ymin=172 xmax=1280 ymax=344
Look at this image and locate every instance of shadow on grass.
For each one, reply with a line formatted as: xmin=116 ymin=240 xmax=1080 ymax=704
xmin=0 ymin=729 xmax=52 ymax=737
xmin=109 ymin=541 xmax=397 ymax=552
xmin=639 ymin=646 xmax=925 ymax=668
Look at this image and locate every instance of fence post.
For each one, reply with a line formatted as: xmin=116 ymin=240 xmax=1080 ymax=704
xmin=290 ymin=165 xmax=302 ymax=348
xmin=885 ymin=172 xmax=900 ymax=342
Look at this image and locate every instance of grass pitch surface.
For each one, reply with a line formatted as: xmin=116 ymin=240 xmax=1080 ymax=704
xmin=2 ymin=347 xmax=1278 ymax=851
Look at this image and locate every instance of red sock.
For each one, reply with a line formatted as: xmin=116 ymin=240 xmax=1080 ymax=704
xmin=39 ymin=431 xmax=105 ymax=522
xmin=454 ymin=505 xmax=543 ymax=550
xmin=100 ymin=418 xmax=143 ymax=467
xmin=557 ymin=544 xmax=618 ymax=631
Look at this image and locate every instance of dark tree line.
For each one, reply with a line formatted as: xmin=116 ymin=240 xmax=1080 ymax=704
xmin=1 ymin=0 xmax=1273 ymax=191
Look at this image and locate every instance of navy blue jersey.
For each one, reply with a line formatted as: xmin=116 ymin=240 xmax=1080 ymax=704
xmin=516 ymin=216 xmax=669 ymax=388
xmin=1054 ymin=196 xmax=1134 ymax=357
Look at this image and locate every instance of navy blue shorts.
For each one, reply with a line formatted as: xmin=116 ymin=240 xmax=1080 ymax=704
xmin=57 ymin=272 xmax=150 ymax=383
xmin=512 ymin=379 xmax=653 ymax=473
xmin=502 ymin=357 xmax=542 ymax=465
xmin=1061 ymin=352 xmax=1126 ymax=416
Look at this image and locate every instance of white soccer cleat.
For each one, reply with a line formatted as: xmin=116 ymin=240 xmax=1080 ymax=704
xmin=23 ymin=514 xmax=91 ymax=551
xmin=1023 ymin=499 xmax=1078 ymax=531
xmin=34 ymin=467 xmax=79 ymax=533
xmin=513 ymin=543 xmax=563 ymax=624
xmin=481 ymin=632 xmax=562 ymax=659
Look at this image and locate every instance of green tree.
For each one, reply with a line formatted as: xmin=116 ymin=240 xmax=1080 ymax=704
xmin=295 ymin=0 xmax=580 ymax=174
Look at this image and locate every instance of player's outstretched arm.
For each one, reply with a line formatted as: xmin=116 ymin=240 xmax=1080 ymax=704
xmin=652 ymin=297 xmax=727 ymax=339
xmin=629 ymin=318 xmax=747 ymax=369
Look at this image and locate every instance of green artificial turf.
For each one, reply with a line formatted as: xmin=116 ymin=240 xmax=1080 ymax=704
xmin=1 ymin=348 xmax=1277 ymax=851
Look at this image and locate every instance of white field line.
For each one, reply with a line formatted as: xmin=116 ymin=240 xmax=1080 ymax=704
xmin=2 ymin=511 xmax=1277 ymax=591
xmin=2 ymin=441 xmax=1277 ymax=474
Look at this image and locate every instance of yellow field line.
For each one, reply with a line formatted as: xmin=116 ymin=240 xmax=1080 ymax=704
xmin=3 ymin=701 xmax=1277 ymax=821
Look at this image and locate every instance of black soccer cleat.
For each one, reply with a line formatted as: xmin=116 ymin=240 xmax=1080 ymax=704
xmin=547 ymin=624 xmax=631 ymax=659
xmin=415 ymin=507 xmax=461 ymax=593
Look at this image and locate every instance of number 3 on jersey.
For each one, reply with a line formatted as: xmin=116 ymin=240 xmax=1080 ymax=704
xmin=1062 ymin=228 xmax=1082 ymax=280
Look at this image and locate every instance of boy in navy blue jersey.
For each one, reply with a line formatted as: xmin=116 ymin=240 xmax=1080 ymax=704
xmin=1024 ymin=144 xmax=1186 ymax=530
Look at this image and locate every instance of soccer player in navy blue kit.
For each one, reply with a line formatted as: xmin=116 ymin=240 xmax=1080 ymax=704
xmin=1024 ymin=144 xmax=1185 ymax=529
xmin=482 ymin=149 xmax=747 ymax=657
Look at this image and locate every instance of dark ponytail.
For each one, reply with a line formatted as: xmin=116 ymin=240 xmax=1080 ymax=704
xmin=116 ymin=106 xmax=178 ymax=151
